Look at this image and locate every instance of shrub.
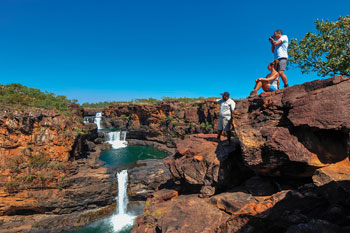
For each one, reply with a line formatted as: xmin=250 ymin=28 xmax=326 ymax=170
xmin=4 ymin=181 xmax=20 ymax=193
xmin=28 ymin=153 xmax=49 ymax=169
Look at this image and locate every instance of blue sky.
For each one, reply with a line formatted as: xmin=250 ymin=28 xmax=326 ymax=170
xmin=0 ymin=0 xmax=349 ymax=103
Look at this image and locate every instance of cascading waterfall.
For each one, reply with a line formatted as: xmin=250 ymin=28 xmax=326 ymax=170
xmin=94 ymin=112 xmax=103 ymax=130
xmin=106 ymin=131 xmax=128 ymax=149
xmin=111 ymin=170 xmax=135 ymax=232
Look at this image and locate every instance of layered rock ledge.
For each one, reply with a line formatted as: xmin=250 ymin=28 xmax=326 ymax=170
xmin=132 ymin=76 xmax=350 ymax=233
xmin=0 ymin=109 xmax=117 ymax=233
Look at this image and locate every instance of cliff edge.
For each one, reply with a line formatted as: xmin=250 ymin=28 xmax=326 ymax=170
xmin=132 ymin=76 xmax=350 ymax=233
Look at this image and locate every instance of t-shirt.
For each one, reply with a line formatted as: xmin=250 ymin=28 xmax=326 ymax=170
xmin=274 ymin=35 xmax=288 ymax=60
xmin=216 ymin=98 xmax=236 ymax=118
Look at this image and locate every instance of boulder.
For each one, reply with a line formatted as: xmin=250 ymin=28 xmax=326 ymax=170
xmin=164 ymin=134 xmax=246 ymax=197
xmin=128 ymin=159 xmax=171 ymax=201
xmin=233 ymin=76 xmax=350 ymax=177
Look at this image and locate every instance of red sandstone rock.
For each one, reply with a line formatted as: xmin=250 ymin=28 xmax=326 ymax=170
xmin=233 ymin=76 xmax=350 ymax=177
xmin=164 ymin=134 xmax=244 ymax=197
xmin=103 ymin=102 xmax=220 ymax=145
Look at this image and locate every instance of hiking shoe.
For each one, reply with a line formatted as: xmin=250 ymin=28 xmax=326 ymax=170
xmin=249 ymin=90 xmax=258 ymax=97
xmin=284 ymin=84 xmax=289 ymax=88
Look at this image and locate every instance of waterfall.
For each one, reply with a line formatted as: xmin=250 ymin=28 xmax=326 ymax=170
xmin=111 ymin=170 xmax=135 ymax=232
xmin=106 ymin=131 xmax=128 ymax=149
xmin=83 ymin=116 xmax=94 ymax=124
xmin=94 ymin=112 xmax=102 ymax=130
xmin=117 ymin=170 xmax=128 ymax=215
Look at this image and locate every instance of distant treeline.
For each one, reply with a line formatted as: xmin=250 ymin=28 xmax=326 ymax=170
xmin=0 ymin=83 xmax=71 ymax=112
xmin=0 ymin=83 xmax=225 ymax=111
xmin=82 ymin=97 xmax=220 ymax=108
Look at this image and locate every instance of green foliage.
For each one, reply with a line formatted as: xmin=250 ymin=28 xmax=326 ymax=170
xmin=9 ymin=155 xmax=25 ymax=173
xmin=200 ymin=122 xmax=213 ymax=131
xmin=201 ymin=121 xmax=213 ymax=131
xmin=76 ymin=127 xmax=89 ymax=135
xmin=48 ymin=161 xmax=66 ymax=171
xmin=4 ymin=181 xmax=20 ymax=193
xmin=289 ymin=16 xmax=350 ymax=77
xmin=82 ymin=96 xmax=222 ymax=108
xmin=145 ymin=200 xmax=151 ymax=208
xmin=82 ymin=101 xmax=132 ymax=108
xmin=120 ymin=114 xmax=130 ymax=120
xmin=0 ymin=83 xmax=72 ymax=111
xmin=28 ymin=153 xmax=49 ymax=169
xmin=167 ymin=115 xmax=173 ymax=121
xmin=172 ymin=120 xmax=179 ymax=126
xmin=134 ymin=98 xmax=160 ymax=104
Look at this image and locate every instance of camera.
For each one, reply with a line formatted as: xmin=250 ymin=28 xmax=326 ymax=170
xmin=268 ymin=36 xmax=274 ymax=41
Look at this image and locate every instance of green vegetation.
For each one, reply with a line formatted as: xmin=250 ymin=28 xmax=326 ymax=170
xmin=76 ymin=128 xmax=89 ymax=135
xmin=0 ymin=83 xmax=72 ymax=112
xmin=82 ymin=96 xmax=221 ymax=108
xmin=289 ymin=16 xmax=350 ymax=77
xmin=28 ymin=153 xmax=50 ymax=169
xmin=4 ymin=181 xmax=20 ymax=193
xmin=200 ymin=122 xmax=213 ymax=131
xmin=171 ymin=120 xmax=179 ymax=126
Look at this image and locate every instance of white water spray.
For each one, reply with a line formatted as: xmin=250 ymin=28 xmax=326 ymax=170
xmin=94 ymin=112 xmax=102 ymax=130
xmin=111 ymin=170 xmax=135 ymax=232
xmin=106 ymin=131 xmax=128 ymax=149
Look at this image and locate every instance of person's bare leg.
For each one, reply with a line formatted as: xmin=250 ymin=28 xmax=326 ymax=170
xmin=217 ymin=130 xmax=222 ymax=141
xmin=227 ymin=131 xmax=232 ymax=143
xmin=253 ymin=81 xmax=263 ymax=91
xmin=262 ymin=83 xmax=271 ymax=92
xmin=278 ymin=70 xmax=288 ymax=87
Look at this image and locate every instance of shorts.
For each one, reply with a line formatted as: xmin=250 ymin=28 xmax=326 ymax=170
xmin=217 ymin=117 xmax=232 ymax=132
xmin=267 ymin=85 xmax=277 ymax=92
xmin=277 ymin=58 xmax=288 ymax=71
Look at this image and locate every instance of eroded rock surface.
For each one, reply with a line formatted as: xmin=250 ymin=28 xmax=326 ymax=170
xmin=0 ymin=109 xmax=116 ymax=232
xmin=103 ymin=102 xmax=221 ymax=146
xmin=128 ymin=159 xmax=171 ymax=201
xmin=233 ymin=76 xmax=350 ymax=177
xmin=132 ymin=76 xmax=350 ymax=233
xmin=164 ymin=134 xmax=248 ymax=197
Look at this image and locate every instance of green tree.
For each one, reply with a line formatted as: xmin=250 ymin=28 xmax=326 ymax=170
xmin=289 ymin=16 xmax=350 ymax=77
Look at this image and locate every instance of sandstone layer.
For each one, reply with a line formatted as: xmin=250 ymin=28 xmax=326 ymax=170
xmin=0 ymin=108 xmax=117 ymax=232
xmin=132 ymin=76 xmax=350 ymax=233
xmin=102 ymin=101 xmax=221 ymax=147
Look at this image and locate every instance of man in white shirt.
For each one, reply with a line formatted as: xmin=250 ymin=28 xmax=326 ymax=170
xmin=207 ymin=92 xmax=236 ymax=143
xmin=269 ymin=29 xmax=289 ymax=88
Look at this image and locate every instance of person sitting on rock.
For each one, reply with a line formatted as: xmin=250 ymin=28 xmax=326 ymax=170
xmin=250 ymin=60 xmax=280 ymax=97
xmin=207 ymin=92 xmax=236 ymax=143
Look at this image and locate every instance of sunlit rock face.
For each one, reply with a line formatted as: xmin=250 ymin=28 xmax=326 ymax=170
xmin=233 ymin=76 xmax=350 ymax=177
xmin=0 ymin=109 xmax=117 ymax=232
xmin=132 ymin=76 xmax=350 ymax=233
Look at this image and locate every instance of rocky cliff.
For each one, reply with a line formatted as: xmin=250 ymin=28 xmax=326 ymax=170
xmin=132 ymin=76 xmax=350 ymax=233
xmin=0 ymin=107 xmax=117 ymax=233
xmin=102 ymin=101 xmax=221 ymax=147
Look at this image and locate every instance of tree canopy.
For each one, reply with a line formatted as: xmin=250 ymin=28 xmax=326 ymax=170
xmin=0 ymin=83 xmax=71 ymax=111
xmin=289 ymin=16 xmax=350 ymax=77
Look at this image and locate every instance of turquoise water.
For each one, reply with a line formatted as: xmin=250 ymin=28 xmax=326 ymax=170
xmin=66 ymin=146 xmax=168 ymax=233
xmin=67 ymin=218 xmax=132 ymax=233
xmin=99 ymin=145 xmax=168 ymax=168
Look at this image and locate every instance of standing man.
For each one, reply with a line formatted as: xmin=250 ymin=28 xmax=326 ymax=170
xmin=207 ymin=92 xmax=236 ymax=143
xmin=269 ymin=29 xmax=289 ymax=88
